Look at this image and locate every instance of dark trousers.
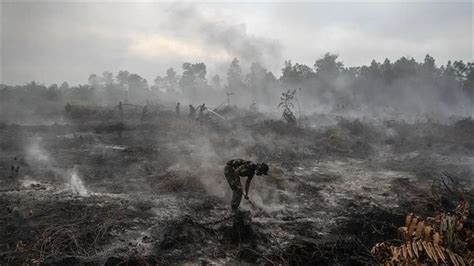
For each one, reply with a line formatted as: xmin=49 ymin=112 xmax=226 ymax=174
xmin=224 ymin=166 xmax=242 ymax=210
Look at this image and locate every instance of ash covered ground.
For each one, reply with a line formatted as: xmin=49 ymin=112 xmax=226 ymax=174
xmin=1 ymin=105 xmax=473 ymax=265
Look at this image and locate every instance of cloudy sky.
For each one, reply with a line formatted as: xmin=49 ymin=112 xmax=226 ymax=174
xmin=1 ymin=1 xmax=472 ymax=86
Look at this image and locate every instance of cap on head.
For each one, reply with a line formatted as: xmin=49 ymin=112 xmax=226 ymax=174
xmin=256 ymin=163 xmax=269 ymax=175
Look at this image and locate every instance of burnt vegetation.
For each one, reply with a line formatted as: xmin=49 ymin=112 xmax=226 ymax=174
xmin=1 ymin=54 xmax=473 ymax=265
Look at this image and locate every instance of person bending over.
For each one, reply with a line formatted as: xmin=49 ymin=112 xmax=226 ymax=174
xmin=224 ymin=159 xmax=269 ymax=211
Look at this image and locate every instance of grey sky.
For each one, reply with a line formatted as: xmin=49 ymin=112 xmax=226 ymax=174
xmin=1 ymin=1 xmax=472 ymax=86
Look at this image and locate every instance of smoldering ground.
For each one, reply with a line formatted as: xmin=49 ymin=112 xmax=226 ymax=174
xmin=1 ymin=101 xmax=473 ymax=264
xmin=1 ymin=2 xmax=473 ymax=264
xmin=1 ymin=55 xmax=473 ymax=263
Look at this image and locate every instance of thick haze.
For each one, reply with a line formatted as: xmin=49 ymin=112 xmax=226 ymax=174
xmin=1 ymin=1 xmax=472 ymax=85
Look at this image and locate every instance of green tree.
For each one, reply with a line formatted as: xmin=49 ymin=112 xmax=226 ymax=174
xmin=179 ymin=62 xmax=207 ymax=99
xmin=101 ymin=71 xmax=114 ymax=86
xmin=314 ymin=53 xmax=344 ymax=93
xmin=211 ymin=74 xmax=221 ymax=90
xmin=280 ymin=60 xmax=314 ymax=85
xmin=381 ymin=58 xmax=393 ymax=83
xmin=164 ymin=67 xmax=179 ymax=93
xmin=227 ymin=58 xmax=244 ymax=92
xmin=88 ymin=74 xmax=101 ymax=89
xmin=463 ymin=63 xmax=474 ymax=100
xmin=127 ymin=74 xmax=149 ymax=103
xmin=116 ymin=71 xmax=130 ymax=86
xmin=314 ymin=53 xmax=344 ymax=80
xmin=392 ymin=57 xmax=418 ymax=79
xmin=59 ymin=81 xmax=70 ymax=91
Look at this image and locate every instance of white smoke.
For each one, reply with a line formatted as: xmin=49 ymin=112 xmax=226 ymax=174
xmin=19 ymin=176 xmax=42 ymax=187
xmin=68 ymin=168 xmax=89 ymax=197
xmin=25 ymin=136 xmax=89 ymax=196
xmin=26 ymin=136 xmax=52 ymax=167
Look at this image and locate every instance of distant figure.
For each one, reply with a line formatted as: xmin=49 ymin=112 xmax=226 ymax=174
xmin=65 ymin=103 xmax=72 ymax=113
xmin=141 ymin=105 xmax=148 ymax=122
xmin=118 ymin=101 xmax=123 ymax=120
xmin=250 ymin=102 xmax=257 ymax=112
xmin=176 ymin=102 xmax=180 ymax=115
xmin=224 ymin=159 xmax=269 ymax=211
xmin=189 ymin=104 xmax=196 ymax=118
xmin=9 ymin=157 xmax=20 ymax=179
xmin=198 ymin=103 xmax=206 ymax=120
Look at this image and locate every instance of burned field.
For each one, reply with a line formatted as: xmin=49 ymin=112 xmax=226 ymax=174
xmin=0 ymin=107 xmax=473 ymax=265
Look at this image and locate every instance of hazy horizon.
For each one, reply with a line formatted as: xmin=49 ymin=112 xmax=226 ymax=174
xmin=1 ymin=1 xmax=472 ymax=86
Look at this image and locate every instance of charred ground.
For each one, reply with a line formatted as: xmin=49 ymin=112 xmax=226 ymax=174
xmin=0 ymin=106 xmax=473 ymax=265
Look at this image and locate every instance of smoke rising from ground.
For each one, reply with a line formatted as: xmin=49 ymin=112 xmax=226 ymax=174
xmin=24 ymin=136 xmax=89 ymax=196
xmin=68 ymin=168 xmax=89 ymax=197
xmin=1 ymin=3 xmax=474 ymax=264
xmin=3 ymin=53 xmax=471 ymax=207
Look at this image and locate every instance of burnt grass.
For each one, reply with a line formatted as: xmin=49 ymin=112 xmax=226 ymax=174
xmin=1 ymin=109 xmax=473 ymax=265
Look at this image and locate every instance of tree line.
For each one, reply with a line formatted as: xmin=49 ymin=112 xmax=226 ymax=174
xmin=1 ymin=53 xmax=473 ymax=115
